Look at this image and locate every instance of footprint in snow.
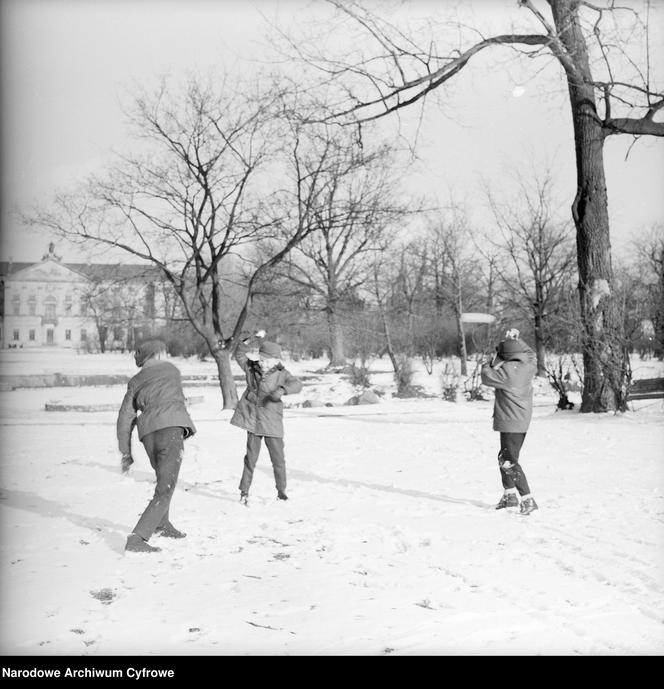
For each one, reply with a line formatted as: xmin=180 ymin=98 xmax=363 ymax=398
xmin=90 ymin=588 xmax=115 ymax=604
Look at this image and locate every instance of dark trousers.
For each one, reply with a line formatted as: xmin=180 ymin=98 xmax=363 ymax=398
xmin=498 ymin=432 xmax=531 ymax=496
xmin=133 ymin=427 xmax=184 ymax=541
xmin=239 ymin=432 xmax=286 ymax=494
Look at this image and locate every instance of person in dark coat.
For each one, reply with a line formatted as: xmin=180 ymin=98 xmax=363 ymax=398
xmin=481 ymin=329 xmax=539 ymax=515
xmin=117 ymin=340 xmax=196 ymax=552
xmin=231 ymin=330 xmax=302 ymax=504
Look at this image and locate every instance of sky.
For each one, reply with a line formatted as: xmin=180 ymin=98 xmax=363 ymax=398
xmin=1 ymin=0 xmax=662 ymax=264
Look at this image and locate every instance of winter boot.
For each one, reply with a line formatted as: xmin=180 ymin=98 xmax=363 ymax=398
xmin=155 ymin=522 xmax=186 ymax=539
xmin=125 ymin=533 xmax=161 ymax=553
xmin=240 ymin=491 xmax=249 ymax=506
xmin=277 ymin=491 xmax=289 ymax=501
xmin=495 ymin=493 xmax=519 ymax=510
xmin=519 ymin=497 xmax=539 ymax=516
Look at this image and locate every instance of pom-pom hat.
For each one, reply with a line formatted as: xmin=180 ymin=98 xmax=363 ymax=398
xmin=134 ymin=340 xmax=166 ymax=367
xmin=497 ymin=338 xmax=526 ymax=360
xmin=258 ymin=341 xmax=281 ymax=359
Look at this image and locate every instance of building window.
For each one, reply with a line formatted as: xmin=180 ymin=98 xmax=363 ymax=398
xmin=80 ymin=329 xmax=87 ymax=342
xmin=12 ymin=295 xmax=20 ymax=316
xmin=28 ymin=295 xmax=37 ymax=316
xmin=64 ymin=295 xmax=73 ymax=314
xmin=80 ymin=300 xmax=88 ymax=316
xmin=65 ymin=329 xmax=72 ymax=341
xmin=44 ymin=296 xmax=56 ymax=317
xmin=29 ymin=329 xmax=36 ymax=341
xmin=13 ymin=330 xmax=19 ymax=341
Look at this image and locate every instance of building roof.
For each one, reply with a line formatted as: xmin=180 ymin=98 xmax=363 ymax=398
xmin=66 ymin=263 xmax=161 ymax=281
xmin=0 ymin=262 xmax=33 ymax=276
xmin=0 ymin=261 xmax=161 ymax=282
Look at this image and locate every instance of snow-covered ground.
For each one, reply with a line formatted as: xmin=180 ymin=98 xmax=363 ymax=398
xmin=1 ymin=349 xmax=663 ymax=655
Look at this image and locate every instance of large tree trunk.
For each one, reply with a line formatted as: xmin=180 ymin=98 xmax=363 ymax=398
xmin=551 ymin=0 xmax=626 ymax=412
xmin=455 ymin=312 xmax=468 ymax=376
xmin=570 ymin=110 xmax=622 ymax=411
xmin=213 ymin=348 xmax=238 ymax=410
xmin=97 ymin=324 xmax=107 ymax=354
xmin=378 ymin=302 xmax=400 ymax=376
xmin=326 ymin=304 xmax=346 ymax=367
xmin=534 ymin=312 xmax=546 ymax=377
xmin=452 ymin=277 xmax=468 ymax=376
xmin=486 ymin=259 xmax=495 ymax=312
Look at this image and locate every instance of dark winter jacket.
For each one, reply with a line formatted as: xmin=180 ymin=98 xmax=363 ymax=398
xmin=481 ymin=341 xmax=537 ymax=433
xmin=117 ymin=359 xmax=196 ymax=455
xmin=230 ymin=341 xmax=303 ymax=438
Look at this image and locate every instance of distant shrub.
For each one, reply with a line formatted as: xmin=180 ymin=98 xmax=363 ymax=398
xmin=347 ymin=361 xmax=372 ymax=388
xmin=463 ymin=356 xmax=490 ymax=402
xmin=440 ymin=362 xmax=460 ymax=402
xmin=545 ymin=354 xmax=583 ymax=410
xmin=156 ymin=327 xmax=208 ymax=359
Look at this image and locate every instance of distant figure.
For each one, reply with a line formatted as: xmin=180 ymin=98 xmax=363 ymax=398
xmin=481 ymin=329 xmax=539 ymax=516
xmin=231 ymin=330 xmax=302 ymax=504
xmin=117 ymin=340 xmax=196 ymax=553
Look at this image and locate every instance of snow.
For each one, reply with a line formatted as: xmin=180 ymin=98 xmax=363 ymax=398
xmin=1 ymin=349 xmax=663 ymax=656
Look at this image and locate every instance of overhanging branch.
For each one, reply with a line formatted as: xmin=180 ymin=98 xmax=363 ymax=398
xmin=326 ymin=34 xmax=550 ymax=125
xmin=604 ymin=115 xmax=664 ymax=137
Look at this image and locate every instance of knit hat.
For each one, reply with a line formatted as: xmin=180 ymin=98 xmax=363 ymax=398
xmin=259 ymin=341 xmax=282 ymax=359
xmin=134 ymin=340 xmax=166 ymax=367
xmin=497 ymin=338 xmax=526 ymax=360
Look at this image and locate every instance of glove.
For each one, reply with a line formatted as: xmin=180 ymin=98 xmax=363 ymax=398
xmin=121 ymin=454 xmax=134 ymax=474
xmin=255 ymin=329 xmax=266 ymax=338
xmin=268 ymin=386 xmax=285 ymax=402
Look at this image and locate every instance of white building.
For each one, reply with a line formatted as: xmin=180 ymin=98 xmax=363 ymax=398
xmin=0 ymin=244 xmax=163 ymax=350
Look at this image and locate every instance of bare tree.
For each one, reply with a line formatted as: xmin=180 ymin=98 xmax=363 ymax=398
xmin=25 ymin=78 xmax=337 ymax=408
xmin=370 ymin=254 xmax=405 ymax=389
xmin=80 ymin=280 xmax=132 ymax=353
xmin=368 ymin=238 xmax=444 ymax=395
xmin=392 ymin=240 xmax=429 ymax=357
xmin=75 ymin=268 xmax=159 ymax=353
xmin=424 ymin=213 xmax=484 ymax=376
xmin=290 ymin=0 xmax=664 ymax=412
xmin=483 ymin=170 xmax=577 ymax=375
xmin=76 ymin=279 xmax=113 ymax=354
xmin=630 ymin=225 xmax=664 ymax=359
xmin=279 ymin=137 xmax=404 ymax=367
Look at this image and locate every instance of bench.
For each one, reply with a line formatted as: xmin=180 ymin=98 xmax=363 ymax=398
xmin=626 ymin=377 xmax=664 ymax=402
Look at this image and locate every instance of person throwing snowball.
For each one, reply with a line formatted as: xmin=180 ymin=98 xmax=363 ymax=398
xmin=231 ymin=330 xmax=302 ymax=504
xmin=117 ymin=340 xmax=196 ymax=552
xmin=481 ymin=328 xmax=539 ymax=515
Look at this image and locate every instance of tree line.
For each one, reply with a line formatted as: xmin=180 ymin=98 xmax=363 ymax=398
xmin=24 ymin=1 xmax=663 ymax=412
